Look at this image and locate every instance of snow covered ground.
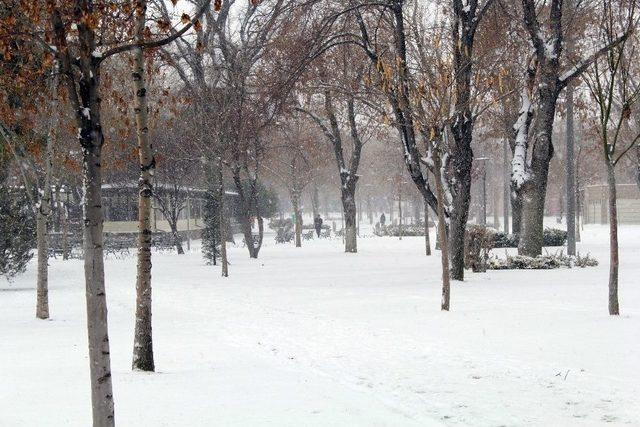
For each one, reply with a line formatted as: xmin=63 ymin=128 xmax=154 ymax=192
xmin=1 ymin=224 xmax=639 ymax=426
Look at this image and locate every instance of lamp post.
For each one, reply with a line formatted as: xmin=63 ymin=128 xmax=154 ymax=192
xmin=477 ymin=157 xmax=489 ymax=226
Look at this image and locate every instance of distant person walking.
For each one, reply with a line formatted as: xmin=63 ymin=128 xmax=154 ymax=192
xmin=314 ymin=215 xmax=323 ymax=237
xmin=380 ymin=213 xmax=386 ymax=227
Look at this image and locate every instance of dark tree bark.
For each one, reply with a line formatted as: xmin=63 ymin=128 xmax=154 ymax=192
xmin=232 ymin=167 xmax=260 ymax=258
xmin=398 ymin=188 xmax=403 ymax=241
xmin=424 ymin=201 xmax=432 ymax=256
xmin=448 ymin=0 xmax=495 ymax=280
xmin=299 ymin=92 xmax=363 ymax=253
xmin=218 ymin=158 xmax=229 ymax=277
xmin=606 ymin=164 xmax=619 ymax=315
xmin=310 ymin=182 xmax=320 ymax=218
xmin=291 ymin=187 xmax=303 ymax=248
xmin=565 ymin=46 xmax=577 ymax=255
xmin=517 ymin=0 xmax=630 ymax=256
xmin=636 ymin=145 xmax=640 ymax=192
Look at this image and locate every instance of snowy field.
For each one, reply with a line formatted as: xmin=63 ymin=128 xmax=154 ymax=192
xmin=1 ymin=224 xmax=639 ymax=426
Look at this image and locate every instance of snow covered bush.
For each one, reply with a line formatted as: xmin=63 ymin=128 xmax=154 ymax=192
xmin=374 ymin=225 xmax=425 ymax=237
xmin=268 ymin=218 xmax=293 ymax=231
xmin=492 ymin=228 xmax=568 ymax=248
xmin=487 ymin=252 xmax=598 ymax=270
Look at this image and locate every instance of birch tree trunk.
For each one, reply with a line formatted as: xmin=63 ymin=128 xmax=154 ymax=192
xmin=131 ymin=0 xmax=154 ymax=372
xmin=83 ymin=136 xmax=115 ymax=426
xmin=36 ymin=128 xmax=54 ymax=320
xmin=36 ymin=71 xmax=59 ymax=319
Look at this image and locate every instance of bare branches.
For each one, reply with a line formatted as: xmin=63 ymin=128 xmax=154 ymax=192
xmin=99 ymin=0 xmax=213 ymax=61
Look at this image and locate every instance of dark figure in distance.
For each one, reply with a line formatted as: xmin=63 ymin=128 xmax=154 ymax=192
xmin=314 ymin=215 xmax=323 ymax=237
xmin=380 ymin=213 xmax=386 ymax=227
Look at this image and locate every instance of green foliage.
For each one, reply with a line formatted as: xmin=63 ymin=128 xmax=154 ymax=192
xmin=239 ymin=181 xmax=279 ymax=219
xmin=493 ymin=228 xmax=568 ymax=248
xmin=202 ymin=186 xmax=220 ymax=264
xmin=0 ymin=185 xmax=35 ymax=279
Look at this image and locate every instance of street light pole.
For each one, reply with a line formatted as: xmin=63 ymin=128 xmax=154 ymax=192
xmin=477 ymin=157 xmax=489 ymax=226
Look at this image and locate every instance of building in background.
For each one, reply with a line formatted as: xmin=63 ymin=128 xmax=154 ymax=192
xmin=584 ymin=183 xmax=640 ymax=224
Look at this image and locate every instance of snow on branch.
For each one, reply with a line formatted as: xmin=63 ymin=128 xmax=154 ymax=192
xmin=559 ymin=31 xmax=632 ymax=87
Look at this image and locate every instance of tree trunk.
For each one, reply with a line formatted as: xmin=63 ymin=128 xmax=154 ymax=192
xmin=478 ymin=160 xmax=487 ymax=226
xmin=83 ymin=137 xmax=115 ymax=426
xmin=636 ymin=144 xmax=640 ymax=191
xmin=503 ymin=136 xmax=510 ymax=234
xmin=62 ymin=204 xmax=69 ymax=260
xmin=35 ymin=202 xmax=50 ymax=319
xmin=291 ymin=192 xmax=302 ymax=248
xmin=251 ymin=181 xmax=264 ymax=255
xmin=424 ymin=200 xmax=431 ymax=256
xmin=518 ymin=179 xmax=548 ymax=256
xmin=518 ymin=93 xmax=555 ymax=256
xmin=434 ymin=153 xmax=450 ymax=311
xmin=311 ymin=183 xmax=319 ymax=218
xmin=367 ymin=195 xmax=373 ymax=224
xmin=170 ymin=223 xmax=184 ymax=254
xmin=232 ymin=170 xmax=258 ymax=258
xmin=565 ymin=81 xmax=576 ymax=255
xmin=36 ymin=130 xmax=54 ymax=320
xmin=218 ymin=160 xmax=228 ymax=277
xmin=447 ymin=2 xmax=479 ymax=282
xmin=493 ymin=179 xmax=500 ymax=229
xmin=398 ymin=190 xmax=403 ymax=240
xmin=342 ymin=190 xmax=357 ymax=253
xmin=511 ymin=187 xmax=523 ymax=234
xmin=575 ymin=180 xmax=581 ymax=242
xmin=257 ymin=214 xmax=264 ymax=250
xmin=606 ymin=163 xmax=619 ymax=315
xmin=448 ymin=211 xmax=467 ymax=280
xmin=131 ymin=0 xmax=155 ymax=372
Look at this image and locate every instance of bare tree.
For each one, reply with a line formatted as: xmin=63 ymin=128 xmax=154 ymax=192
xmin=584 ymin=1 xmax=639 ymax=315
xmin=514 ymin=0 xmax=631 ymax=256
xmin=2 ymin=1 xmax=211 ymax=422
xmin=297 ymin=55 xmax=372 ymax=252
